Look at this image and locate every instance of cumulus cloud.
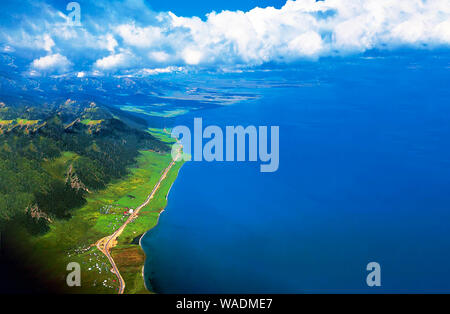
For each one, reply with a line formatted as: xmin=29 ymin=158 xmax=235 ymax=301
xmin=182 ymin=48 xmax=204 ymax=65
xmin=103 ymin=34 xmax=118 ymax=53
xmin=288 ymin=31 xmax=324 ymax=57
xmin=94 ymin=50 xmax=135 ymax=70
xmin=167 ymin=0 xmax=450 ymax=64
xmin=149 ymin=51 xmax=170 ymax=62
xmin=138 ymin=66 xmax=184 ymax=75
xmin=1 ymin=0 xmax=449 ymax=73
xmin=115 ymin=23 xmax=163 ymax=48
xmin=31 ymin=53 xmax=72 ymax=72
xmin=43 ymin=34 xmax=55 ymax=52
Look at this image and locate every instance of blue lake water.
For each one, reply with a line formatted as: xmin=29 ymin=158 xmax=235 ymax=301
xmin=141 ymin=54 xmax=450 ymax=293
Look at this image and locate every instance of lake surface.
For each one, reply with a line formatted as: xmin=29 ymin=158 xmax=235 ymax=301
xmin=141 ymin=53 xmax=450 ymax=293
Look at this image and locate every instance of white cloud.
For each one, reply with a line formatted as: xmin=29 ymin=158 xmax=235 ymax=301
xmin=160 ymin=0 xmax=450 ymax=65
xmin=115 ymin=23 xmax=162 ymax=48
xmin=94 ymin=51 xmax=134 ymax=70
xmin=182 ymin=48 xmax=203 ymax=65
xmin=2 ymin=45 xmax=14 ymax=53
xmin=31 ymin=53 xmax=71 ymax=72
xmin=43 ymin=34 xmax=54 ymax=52
xmin=3 ymin=0 xmax=450 ymax=72
xmin=102 ymin=34 xmax=118 ymax=53
xmin=149 ymin=51 xmax=171 ymax=62
xmin=139 ymin=66 xmax=184 ymax=75
xmin=288 ymin=31 xmax=323 ymax=57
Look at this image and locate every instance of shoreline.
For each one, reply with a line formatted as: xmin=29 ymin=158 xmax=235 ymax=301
xmin=138 ymin=207 xmax=164 ymax=293
xmin=95 ymin=145 xmax=184 ymax=294
xmin=134 ymin=161 xmax=185 ymax=293
xmin=138 ymin=233 xmax=151 ymax=292
xmin=104 ymin=136 xmax=185 ymax=293
xmin=138 ymin=165 xmax=183 ymax=293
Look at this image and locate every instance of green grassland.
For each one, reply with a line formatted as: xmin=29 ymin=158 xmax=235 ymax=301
xmin=0 ymin=118 xmax=42 ymax=133
xmin=0 ymin=118 xmax=40 ymax=125
xmin=29 ymin=128 xmax=184 ymax=293
xmin=80 ymin=119 xmax=103 ymax=125
xmin=112 ymin=158 xmax=184 ymax=294
xmin=147 ymin=127 xmax=175 ymax=144
xmin=120 ymin=105 xmax=189 ymax=118
xmin=0 ymin=119 xmax=13 ymax=125
xmin=17 ymin=119 xmax=40 ymax=125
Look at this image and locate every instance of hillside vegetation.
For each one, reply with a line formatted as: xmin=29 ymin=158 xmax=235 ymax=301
xmin=0 ymin=99 xmax=169 ymax=235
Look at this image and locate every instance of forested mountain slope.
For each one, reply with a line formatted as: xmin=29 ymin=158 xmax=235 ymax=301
xmin=0 ymin=99 xmax=168 ymax=234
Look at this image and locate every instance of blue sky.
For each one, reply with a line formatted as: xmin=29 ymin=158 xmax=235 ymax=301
xmin=116 ymin=0 xmax=287 ymax=17
xmin=36 ymin=0 xmax=287 ymax=17
xmin=0 ymin=0 xmax=449 ymax=75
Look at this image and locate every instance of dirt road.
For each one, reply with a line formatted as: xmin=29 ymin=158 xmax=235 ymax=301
xmin=96 ymin=148 xmax=181 ymax=294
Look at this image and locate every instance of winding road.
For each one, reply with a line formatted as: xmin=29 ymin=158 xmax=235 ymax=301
xmin=96 ymin=148 xmax=181 ymax=294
